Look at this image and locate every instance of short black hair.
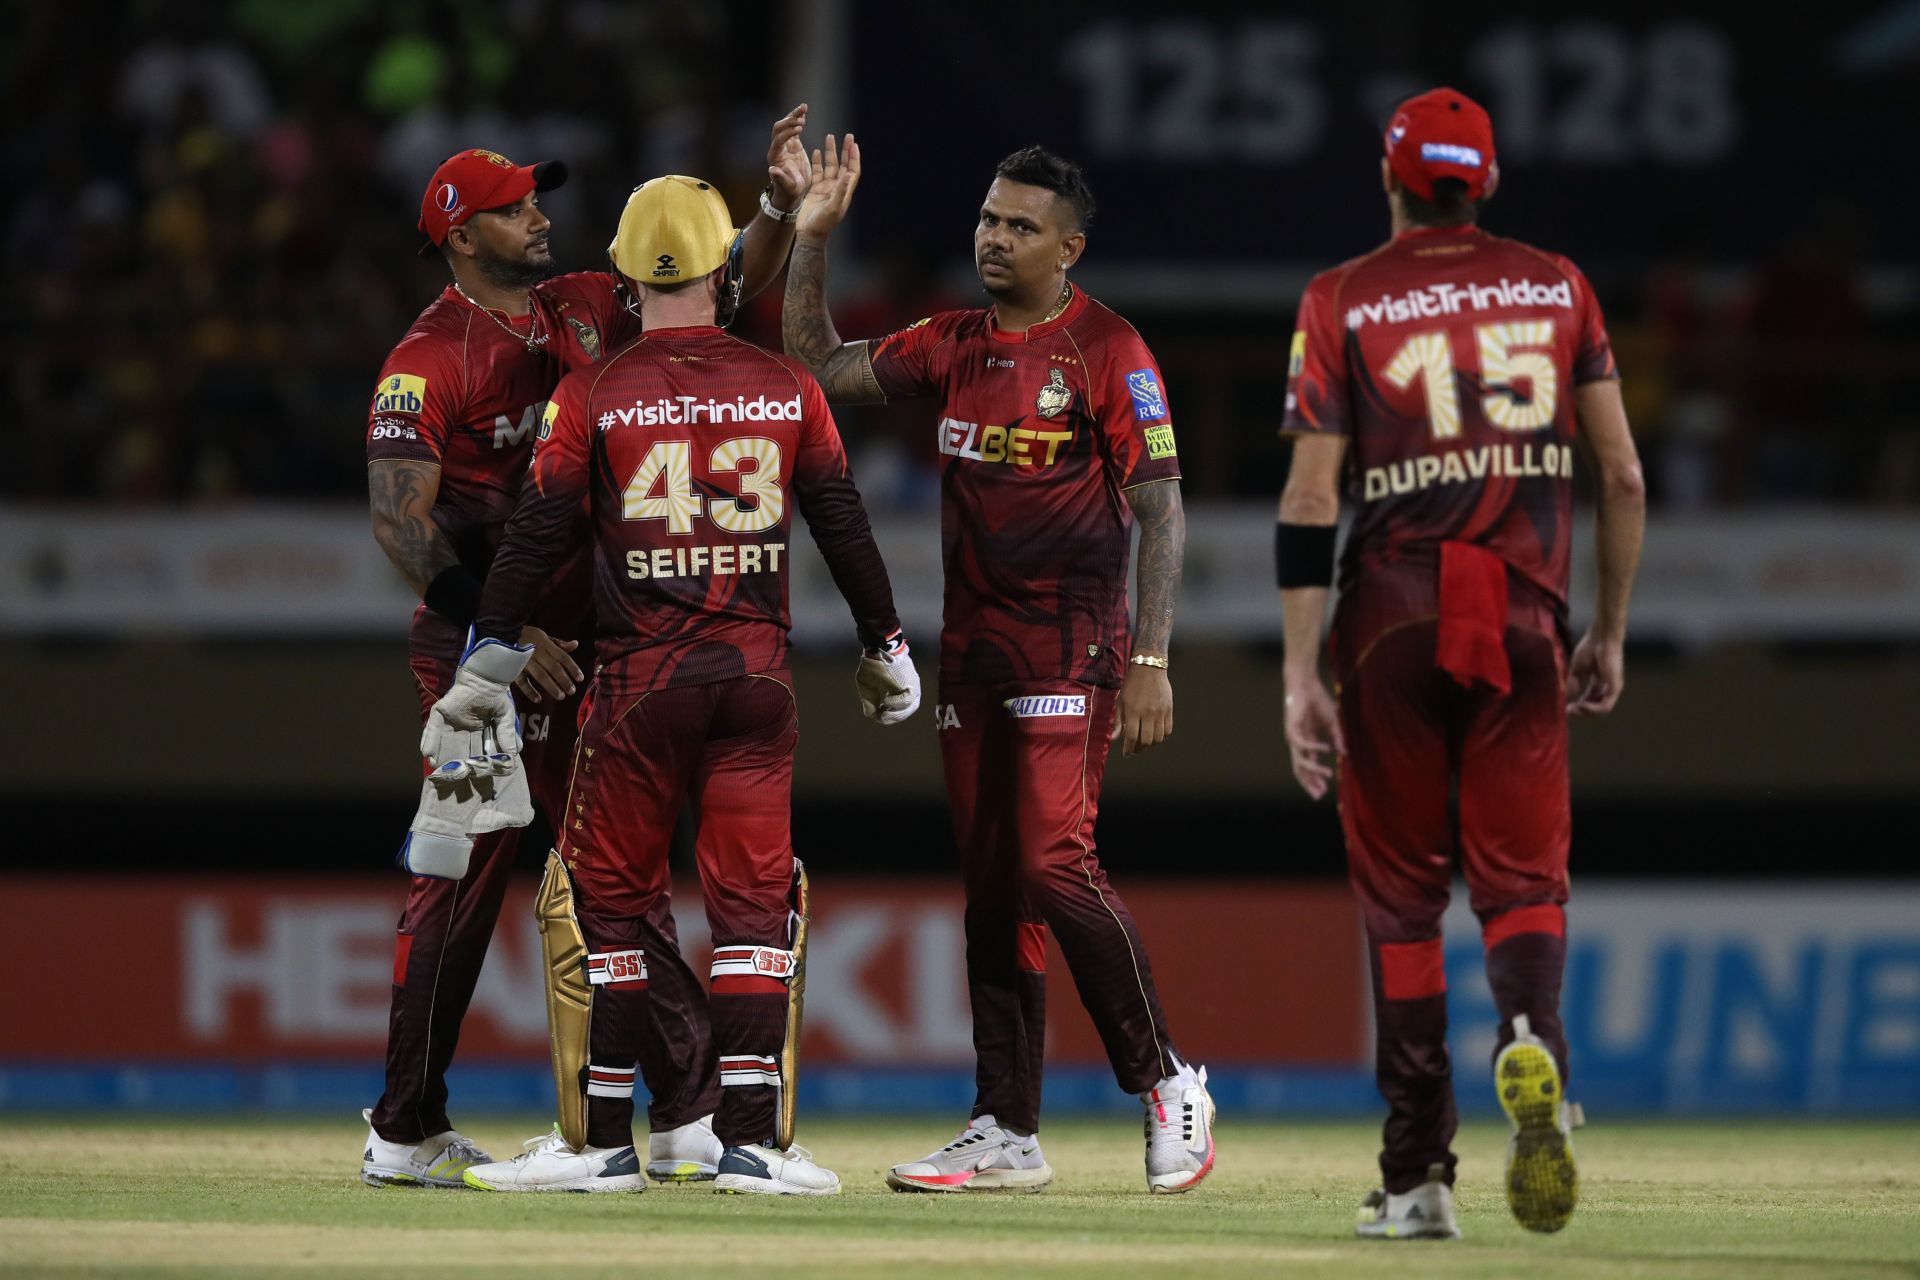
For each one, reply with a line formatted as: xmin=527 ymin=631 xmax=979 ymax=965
xmin=993 ymin=146 xmax=1095 ymax=231
xmin=1401 ymin=177 xmax=1480 ymax=228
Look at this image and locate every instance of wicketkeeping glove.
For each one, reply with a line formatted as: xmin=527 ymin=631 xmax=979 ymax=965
xmin=403 ymin=745 xmax=528 ymax=879
xmin=855 ymin=631 xmax=921 ymax=726
xmin=420 ymin=637 xmax=535 ymax=765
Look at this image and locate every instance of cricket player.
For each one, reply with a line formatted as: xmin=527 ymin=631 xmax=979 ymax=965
xmin=442 ymin=174 xmax=917 ymax=1195
xmin=1277 ymin=88 xmax=1646 ymax=1238
xmin=360 ymin=110 xmax=811 ymax=1188
xmin=784 ymin=139 xmax=1215 ymax=1194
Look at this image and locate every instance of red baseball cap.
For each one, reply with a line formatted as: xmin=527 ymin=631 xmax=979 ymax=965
xmin=417 ymin=149 xmax=567 ymax=252
xmin=1384 ymin=88 xmax=1496 ymax=201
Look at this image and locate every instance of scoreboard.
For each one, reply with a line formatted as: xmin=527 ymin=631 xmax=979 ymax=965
xmin=844 ymin=2 xmax=1914 ymax=286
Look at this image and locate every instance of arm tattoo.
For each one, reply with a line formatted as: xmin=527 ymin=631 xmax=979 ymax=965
xmin=368 ymin=459 xmax=458 ymax=597
xmin=783 ymin=240 xmax=885 ymax=404
xmin=1125 ymin=479 xmax=1185 ymax=656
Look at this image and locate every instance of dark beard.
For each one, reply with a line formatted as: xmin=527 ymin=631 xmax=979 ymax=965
xmin=476 ymin=246 xmax=556 ymax=290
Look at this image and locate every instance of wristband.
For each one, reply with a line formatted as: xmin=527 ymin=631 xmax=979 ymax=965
xmin=424 ymin=564 xmax=484 ymax=626
xmin=1275 ymin=521 xmax=1337 ymax=589
xmin=760 ymin=186 xmax=798 ymax=224
xmin=1130 ymin=653 xmax=1169 ymax=670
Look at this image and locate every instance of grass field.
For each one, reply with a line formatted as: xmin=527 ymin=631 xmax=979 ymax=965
xmin=1 ymin=1115 xmax=1916 ymax=1278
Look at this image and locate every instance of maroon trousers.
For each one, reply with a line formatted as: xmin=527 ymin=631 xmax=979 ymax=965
xmin=1336 ymin=620 xmax=1572 ymax=1194
xmin=938 ymin=680 xmax=1179 ymax=1136
xmin=368 ymin=648 xmax=716 ymax=1145
xmin=560 ymin=672 xmax=800 ymax=1151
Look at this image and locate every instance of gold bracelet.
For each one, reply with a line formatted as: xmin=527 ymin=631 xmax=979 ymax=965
xmin=1130 ymin=653 xmax=1169 ymax=670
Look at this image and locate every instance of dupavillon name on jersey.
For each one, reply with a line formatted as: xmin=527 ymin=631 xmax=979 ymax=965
xmin=938 ymin=417 xmax=1073 ymax=467
xmin=1364 ymin=442 xmax=1575 ymax=501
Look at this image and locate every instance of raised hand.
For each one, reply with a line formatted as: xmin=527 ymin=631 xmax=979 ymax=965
xmin=796 ymin=133 xmax=861 ymax=246
xmin=767 ymin=103 xmax=811 ymax=211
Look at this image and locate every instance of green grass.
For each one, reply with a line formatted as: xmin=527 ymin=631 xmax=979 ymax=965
xmin=0 ymin=1115 xmax=1916 ymax=1277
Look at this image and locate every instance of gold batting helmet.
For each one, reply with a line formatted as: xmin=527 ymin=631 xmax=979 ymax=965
xmin=609 ymin=175 xmax=740 ymax=285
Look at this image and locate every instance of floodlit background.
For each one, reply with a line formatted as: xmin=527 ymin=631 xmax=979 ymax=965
xmin=3 ymin=0 xmax=1916 ymax=1119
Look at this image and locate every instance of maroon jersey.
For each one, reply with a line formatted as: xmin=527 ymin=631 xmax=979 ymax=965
xmin=869 ymin=286 xmax=1181 ymax=688
xmin=366 ymin=273 xmax=640 ymax=655
xmin=1282 ymin=226 xmax=1616 ymax=631
xmin=475 ymin=325 xmax=900 ymax=697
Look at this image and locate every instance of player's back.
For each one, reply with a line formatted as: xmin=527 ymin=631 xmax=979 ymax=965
xmin=1286 ymin=226 xmax=1615 ymax=618
xmin=557 ymin=326 xmax=836 ymax=694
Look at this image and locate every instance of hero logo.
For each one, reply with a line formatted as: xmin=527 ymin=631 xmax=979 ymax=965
xmin=493 ymin=402 xmax=546 ymax=448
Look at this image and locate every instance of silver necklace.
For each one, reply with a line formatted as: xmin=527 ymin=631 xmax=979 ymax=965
xmin=455 ymin=282 xmax=548 ymax=355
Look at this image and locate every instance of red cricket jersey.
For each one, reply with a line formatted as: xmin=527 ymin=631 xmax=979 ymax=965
xmin=868 ymin=286 xmax=1181 ymax=688
xmin=1281 ymin=226 xmax=1616 ymax=645
xmin=365 ymin=272 xmax=641 ymax=657
xmin=475 ymin=326 xmax=900 ymax=697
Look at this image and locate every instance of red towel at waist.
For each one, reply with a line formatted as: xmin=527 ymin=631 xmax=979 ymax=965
xmin=1436 ymin=541 xmax=1511 ymax=695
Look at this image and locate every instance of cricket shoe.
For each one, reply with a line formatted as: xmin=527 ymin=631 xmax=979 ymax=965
xmin=1143 ymin=1059 xmax=1216 ymax=1193
xmin=1355 ymin=1164 xmax=1461 ymax=1240
xmin=1496 ymin=1014 xmax=1581 ymax=1233
xmin=885 ymin=1115 xmax=1054 ymax=1193
xmin=359 ymin=1107 xmax=491 ymax=1188
xmin=649 ymin=1113 xmax=723 ymax=1182
xmin=712 ymin=1142 xmax=841 ymax=1196
xmin=460 ymin=1126 xmax=645 ymax=1193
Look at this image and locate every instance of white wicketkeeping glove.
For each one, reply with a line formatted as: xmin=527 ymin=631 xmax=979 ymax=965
xmin=420 ymin=637 xmax=534 ymax=765
xmin=403 ymin=746 xmax=529 ymax=879
xmin=855 ymin=633 xmax=921 ymax=726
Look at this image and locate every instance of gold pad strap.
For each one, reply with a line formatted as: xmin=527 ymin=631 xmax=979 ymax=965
xmin=777 ymin=857 xmax=809 ymax=1151
xmin=535 ymin=850 xmax=592 ymax=1151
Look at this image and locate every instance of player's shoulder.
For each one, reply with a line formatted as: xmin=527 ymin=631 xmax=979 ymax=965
xmin=535 ymin=270 xmax=619 ymax=309
xmin=1063 ymin=290 xmax=1152 ymax=359
xmin=1308 ymin=240 xmax=1402 ymax=300
xmin=387 ymin=290 xmax=471 ymax=360
xmin=882 ymin=308 xmax=980 ymax=349
xmin=1481 ymin=232 xmax=1589 ymax=285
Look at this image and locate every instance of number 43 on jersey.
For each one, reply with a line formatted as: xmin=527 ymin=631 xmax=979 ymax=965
xmin=622 ymin=437 xmax=785 ymax=535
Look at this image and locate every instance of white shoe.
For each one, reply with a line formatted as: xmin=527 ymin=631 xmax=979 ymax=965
xmin=460 ymin=1126 xmax=645 ymax=1193
xmin=885 ymin=1115 xmax=1054 ymax=1193
xmin=1143 ymin=1061 xmax=1216 ymax=1194
xmin=649 ymin=1114 xmax=723 ymax=1182
xmin=1355 ymin=1164 xmax=1461 ymax=1240
xmin=1497 ymin=1014 xmax=1581 ymax=1233
xmin=358 ymin=1107 xmax=491 ymax=1189
xmin=712 ymin=1142 xmax=841 ymax=1196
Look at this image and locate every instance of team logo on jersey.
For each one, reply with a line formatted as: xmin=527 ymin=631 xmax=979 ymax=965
xmin=1035 ymin=366 xmax=1073 ymax=419
xmin=373 ymin=374 xmax=426 ymax=414
xmin=1126 ymin=368 xmax=1167 ymax=421
xmin=1288 ymin=331 xmax=1306 ymax=378
xmin=1144 ymin=425 xmax=1177 ymax=460
xmin=470 ymin=150 xmax=513 ymax=168
xmin=564 ymin=315 xmax=602 ymax=361
xmin=1004 ymin=694 xmax=1087 ymax=719
xmin=538 ymin=400 xmax=559 ymax=441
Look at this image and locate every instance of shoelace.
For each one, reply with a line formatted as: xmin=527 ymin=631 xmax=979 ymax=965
xmin=441 ymin=1135 xmax=486 ymax=1164
xmin=940 ymin=1127 xmax=992 ymax=1154
xmin=510 ymin=1127 xmax=568 ymax=1165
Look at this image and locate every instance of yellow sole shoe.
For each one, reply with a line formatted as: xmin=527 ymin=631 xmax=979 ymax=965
xmin=1495 ymin=1017 xmax=1578 ymax=1233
